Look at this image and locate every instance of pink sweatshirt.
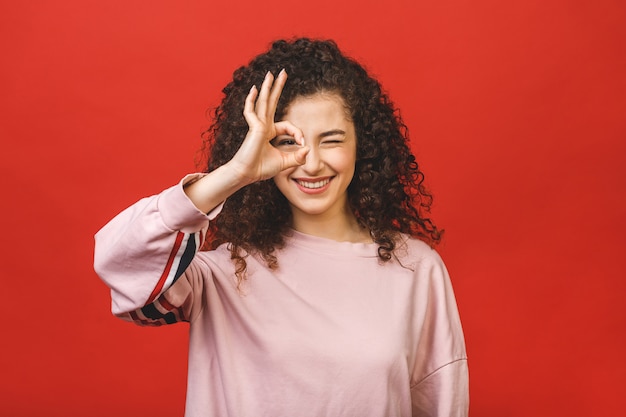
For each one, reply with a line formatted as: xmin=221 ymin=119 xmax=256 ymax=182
xmin=94 ymin=175 xmax=469 ymax=417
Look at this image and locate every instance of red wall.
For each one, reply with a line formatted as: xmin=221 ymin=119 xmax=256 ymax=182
xmin=1 ymin=1 xmax=624 ymax=416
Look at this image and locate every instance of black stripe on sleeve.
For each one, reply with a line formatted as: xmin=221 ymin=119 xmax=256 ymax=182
xmin=172 ymin=233 xmax=196 ymax=283
xmin=141 ymin=303 xmax=178 ymax=324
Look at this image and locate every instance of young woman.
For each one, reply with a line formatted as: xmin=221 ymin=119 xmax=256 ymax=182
xmin=95 ymin=38 xmax=468 ymax=417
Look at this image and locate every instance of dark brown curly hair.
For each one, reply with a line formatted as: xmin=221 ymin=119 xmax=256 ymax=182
xmin=202 ymin=38 xmax=442 ymax=280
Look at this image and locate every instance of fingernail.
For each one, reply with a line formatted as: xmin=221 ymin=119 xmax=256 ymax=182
xmin=279 ymin=68 xmax=286 ymax=76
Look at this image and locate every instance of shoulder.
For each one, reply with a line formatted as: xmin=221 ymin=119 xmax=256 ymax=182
xmin=393 ymin=234 xmax=445 ymax=270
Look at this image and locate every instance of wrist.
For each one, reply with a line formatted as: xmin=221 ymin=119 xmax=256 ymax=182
xmin=221 ymin=160 xmax=257 ymax=188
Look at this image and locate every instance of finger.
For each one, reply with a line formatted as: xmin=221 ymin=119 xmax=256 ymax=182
xmin=274 ymin=121 xmax=304 ymax=146
xmin=267 ymin=69 xmax=287 ymax=116
xmin=255 ymin=71 xmax=274 ymax=118
xmin=283 ymin=146 xmax=310 ymax=169
xmin=243 ymin=85 xmax=259 ymax=126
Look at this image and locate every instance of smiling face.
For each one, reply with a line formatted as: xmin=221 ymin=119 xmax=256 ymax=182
xmin=272 ymin=92 xmax=358 ymax=233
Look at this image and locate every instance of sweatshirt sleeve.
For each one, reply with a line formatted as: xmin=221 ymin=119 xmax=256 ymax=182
xmin=409 ymin=248 xmax=469 ymax=416
xmin=94 ymin=174 xmax=218 ymax=325
xmin=411 ymin=360 xmax=469 ymax=417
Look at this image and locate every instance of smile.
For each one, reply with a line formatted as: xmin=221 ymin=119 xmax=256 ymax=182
xmin=295 ymin=178 xmax=331 ymax=189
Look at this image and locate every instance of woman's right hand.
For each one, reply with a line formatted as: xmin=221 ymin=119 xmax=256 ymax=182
xmin=226 ymin=69 xmax=309 ymax=185
xmin=183 ymin=70 xmax=309 ymax=214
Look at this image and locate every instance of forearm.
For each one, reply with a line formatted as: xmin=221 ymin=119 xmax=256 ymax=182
xmin=183 ymin=162 xmax=251 ymax=214
xmin=95 ymin=179 xmax=210 ymax=314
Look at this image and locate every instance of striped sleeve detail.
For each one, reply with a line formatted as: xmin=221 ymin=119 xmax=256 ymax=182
xmin=126 ymin=293 xmax=188 ymax=326
xmin=146 ymin=231 xmax=201 ymax=305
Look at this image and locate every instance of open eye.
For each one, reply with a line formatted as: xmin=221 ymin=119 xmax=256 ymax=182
xmin=271 ymin=136 xmax=300 ymax=151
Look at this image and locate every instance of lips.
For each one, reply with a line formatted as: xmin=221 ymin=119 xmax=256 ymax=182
xmin=292 ymin=177 xmax=333 ymax=194
xmin=295 ymin=178 xmax=331 ymax=189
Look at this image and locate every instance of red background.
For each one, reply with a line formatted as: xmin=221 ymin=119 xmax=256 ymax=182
xmin=1 ymin=1 xmax=624 ymax=416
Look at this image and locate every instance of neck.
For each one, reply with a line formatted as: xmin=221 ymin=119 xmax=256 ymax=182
xmin=290 ymin=204 xmax=372 ymax=243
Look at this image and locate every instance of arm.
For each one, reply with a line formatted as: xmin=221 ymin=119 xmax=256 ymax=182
xmin=410 ymin=250 xmax=469 ymax=416
xmin=411 ymin=360 xmax=469 ymax=417
xmin=94 ymin=70 xmax=308 ymax=324
xmin=94 ymin=175 xmax=212 ymax=324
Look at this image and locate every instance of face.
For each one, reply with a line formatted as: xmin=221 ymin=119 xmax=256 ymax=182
xmin=272 ymin=93 xmax=357 ymax=226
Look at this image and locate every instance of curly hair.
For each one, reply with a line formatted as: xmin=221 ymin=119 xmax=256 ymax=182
xmin=202 ymin=38 xmax=442 ymax=281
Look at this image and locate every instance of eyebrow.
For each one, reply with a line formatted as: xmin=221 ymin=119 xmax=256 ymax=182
xmin=318 ymin=129 xmax=346 ymax=138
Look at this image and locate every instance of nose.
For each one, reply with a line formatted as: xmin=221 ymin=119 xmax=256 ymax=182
xmin=301 ymin=145 xmax=324 ymax=175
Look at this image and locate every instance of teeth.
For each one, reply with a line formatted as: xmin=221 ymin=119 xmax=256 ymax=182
xmin=297 ymin=179 xmax=330 ymax=189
